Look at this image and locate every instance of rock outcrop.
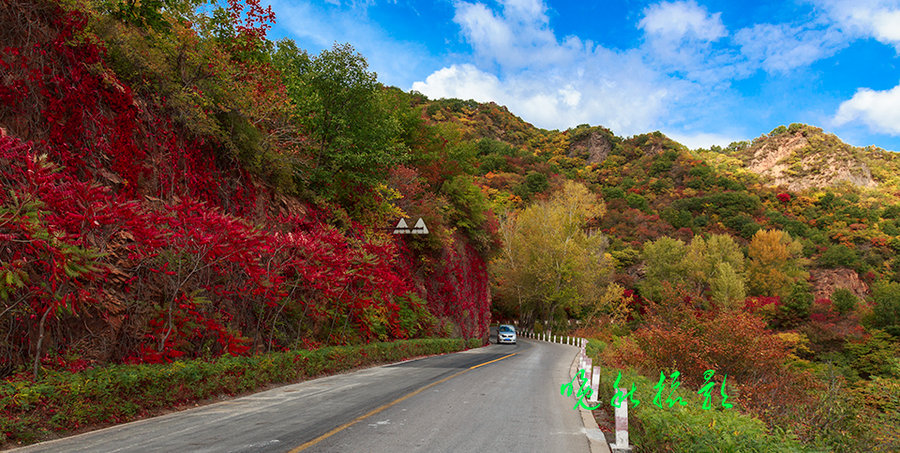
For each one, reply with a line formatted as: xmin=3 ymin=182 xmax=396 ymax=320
xmin=809 ymin=268 xmax=869 ymax=301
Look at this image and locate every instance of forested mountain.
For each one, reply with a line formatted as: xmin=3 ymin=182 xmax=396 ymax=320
xmin=1 ymin=0 xmax=898 ymax=450
xmin=422 ymin=98 xmax=900 ymax=451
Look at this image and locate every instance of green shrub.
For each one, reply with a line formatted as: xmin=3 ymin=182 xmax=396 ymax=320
xmin=514 ymin=171 xmax=549 ymax=199
xmin=625 ymin=193 xmax=649 ymax=211
xmin=820 ymin=245 xmax=862 ymax=270
xmin=866 ymin=281 xmax=900 ymax=336
xmin=601 ymin=186 xmax=626 ymax=200
xmin=778 ymin=281 xmax=814 ymax=327
xmin=844 ymin=330 xmax=900 ymax=379
xmin=831 ymin=288 xmax=858 ymax=315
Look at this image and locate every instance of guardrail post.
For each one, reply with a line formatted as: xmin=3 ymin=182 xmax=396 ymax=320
xmin=584 ymin=357 xmax=592 ymax=379
xmin=589 ymin=365 xmax=600 ymax=403
xmin=611 ymin=391 xmax=632 ymax=453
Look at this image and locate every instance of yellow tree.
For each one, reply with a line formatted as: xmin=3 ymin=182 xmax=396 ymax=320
xmin=683 ymin=234 xmax=745 ymax=292
xmin=491 ymin=181 xmax=611 ymax=328
xmin=747 ymin=229 xmax=808 ymax=298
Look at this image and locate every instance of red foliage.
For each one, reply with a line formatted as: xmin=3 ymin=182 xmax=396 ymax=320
xmin=425 ymin=241 xmax=491 ymax=340
xmin=776 ymin=193 xmax=791 ymax=203
xmin=742 ymin=295 xmax=781 ymax=312
xmin=0 ymin=5 xmax=490 ymax=368
xmin=601 ymin=309 xmax=821 ymax=431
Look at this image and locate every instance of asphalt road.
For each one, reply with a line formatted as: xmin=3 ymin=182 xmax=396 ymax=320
xmin=11 ymin=338 xmax=591 ymax=453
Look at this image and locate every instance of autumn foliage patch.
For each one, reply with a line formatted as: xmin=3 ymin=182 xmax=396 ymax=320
xmin=0 ymin=0 xmax=492 ymax=376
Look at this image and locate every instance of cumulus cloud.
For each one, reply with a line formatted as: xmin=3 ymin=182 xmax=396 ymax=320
xmin=415 ymin=0 xmax=680 ymax=135
xmin=638 ymin=0 xmax=726 ymax=42
xmin=833 ymin=82 xmax=900 ymax=135
xmin=413 ymin=57 xmax=671 ymax=134
xmin=452 ymin=0 xmax=581 ymax=70
xmin=636 ymin=1 xmax=736 ymax=84
xmin=734 ymin=22 xmax=846 ymax=73
xmin=816 ymin=0 xmax=900 ymax=50
xmin=411 ymin=64 xmax=503 ymax=103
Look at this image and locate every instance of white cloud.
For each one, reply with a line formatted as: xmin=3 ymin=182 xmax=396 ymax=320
xmin=734 ymin=22 xmax=846 ymax=73
xmin=817 ymin=0 xmax=900 ymax=50
xmin=452 ymin=0 xmax=578 ymax=69
xmin=639 ymin=0 xmax=726 ymax=42
xmin=498 ymin=0 xmax=546 ymax=22
xmin=833 ymin=82 xmax=900 ymax=135
xmin=636 ymin=1 xmax=737 ymax=84
xmin=412 ymin=59 xmax=670 ymax=135
xmin=413 ymin=0 xmax=749 ymax=135
xmin=411 ymin=64 xmax=503 ymax=103
xmin=411 ymin=0 xmax=681 ymax=134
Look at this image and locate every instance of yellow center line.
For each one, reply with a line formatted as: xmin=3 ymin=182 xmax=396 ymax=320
xmin=289 ymin=352 xmax=517 ymax=452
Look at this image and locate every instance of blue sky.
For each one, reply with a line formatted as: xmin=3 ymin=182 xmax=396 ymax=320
xmin=265 ymin=0 xmax=900 ymax=151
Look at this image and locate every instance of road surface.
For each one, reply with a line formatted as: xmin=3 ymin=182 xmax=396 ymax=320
xmin=11 ymin=339 xmax=592 ymax=453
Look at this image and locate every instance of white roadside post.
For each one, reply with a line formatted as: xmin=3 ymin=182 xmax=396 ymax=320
xmin=589 ymin=365 xmax=601 ymax=404
xmin=585 ymin=358 xmax=593 ymax=392
xmin=611 ymin=391 xmax=632 ymax=453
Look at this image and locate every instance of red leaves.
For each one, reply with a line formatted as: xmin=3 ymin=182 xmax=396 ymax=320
xmin=424 ymin=241 xmax=490 ymax=340
xmin=777 ymin=193 xmax=791 ymax=203
xmin=0 ymin=3 xmax=479 ymax=370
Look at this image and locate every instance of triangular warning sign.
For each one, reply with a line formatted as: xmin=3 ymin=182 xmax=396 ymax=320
xmin=412 ymin=218 xmax=429 ymax=234
xmin=393 ymin=218 xmax=410 ymax=234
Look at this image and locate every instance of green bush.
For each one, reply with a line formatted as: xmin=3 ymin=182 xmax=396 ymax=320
xmin=602 ymin=186 xmax=626 ymax=200
xmin=0 ymin=338 xmax=471 ymax=445
xmin=820 ymin=245 xmax=862 ymax=270
xmin=625 ymin=193 xmax=649 ymax=211
xmin=866 ymin=281 xmax=900 ymax=336
xmin=845 ymin=330 xmax=900 ymax=380
xmin=514 ymin=171 xmax=549 ymax=199
xmin=778 ymin=281 xmax=814 ymax=327
xmin=831 ymin=288 xmax=858 ymax=315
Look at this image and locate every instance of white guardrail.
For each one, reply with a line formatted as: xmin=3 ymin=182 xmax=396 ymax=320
xmin=520 ymin=329 xmax=632 ymax=453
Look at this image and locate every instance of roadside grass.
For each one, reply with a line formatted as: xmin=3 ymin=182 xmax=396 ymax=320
xmin=0 ymin=338 xmax=482 ymax=446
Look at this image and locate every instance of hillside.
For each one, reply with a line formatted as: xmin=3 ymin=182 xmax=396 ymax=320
xmin=707 ymin=124 xmax=900 ymax=193
xmin=1 ymin=0 xmax=898 ymax=450
xmin=423 ymin=97 xmax=900 ymax=450
xmin=0 ymin=0 xmax=498 ymax=376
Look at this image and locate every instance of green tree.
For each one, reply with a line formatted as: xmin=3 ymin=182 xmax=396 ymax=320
xmin=820 ymin=244 xmax=863 ymax=271
xmin=683 ymin=234 xmax=745 ymax=294
xmin=441 ymin=175 xmax=492 ymax=252
xmin=778 ymin=280 xmax=814 ymax=327
xmin=710 ymin=262 xmax=747 ymax=310
xmin=866 ymin=281 xmax=900 ymax=336
xmin=639 ymin=237 xmax=687 ymax=302
xmin=513 ymin=171 xmax=549 ymax=199
xmin=845 ymin=330 xmax=900 ymax=379
xmin=273 ymin=41 xmax=406 ymax=201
